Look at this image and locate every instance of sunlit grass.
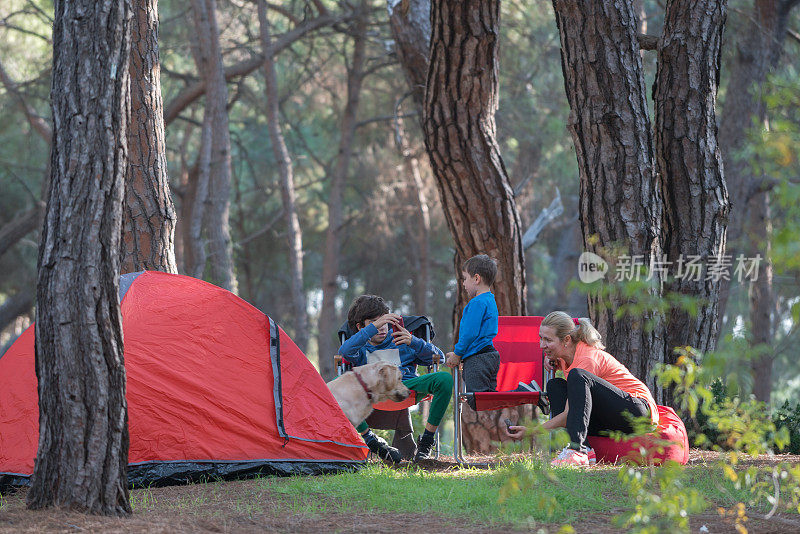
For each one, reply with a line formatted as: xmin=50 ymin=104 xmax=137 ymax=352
xmin=270 ymin=460 xmax=625 ymax=526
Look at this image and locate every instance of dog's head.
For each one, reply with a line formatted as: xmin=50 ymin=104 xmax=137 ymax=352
xmin=361 ymin=361 xmax=410 ymax=404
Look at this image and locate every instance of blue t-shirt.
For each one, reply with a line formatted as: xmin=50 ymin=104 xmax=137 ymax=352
xmin=454 ymin=292 xmax=498 ymax=360
xmin=338 ymin=323 xmax=445 ymax=381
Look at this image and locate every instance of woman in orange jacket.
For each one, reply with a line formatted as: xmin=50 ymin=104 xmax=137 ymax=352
xmin=506 ymin=311 xmax=659 ymax=467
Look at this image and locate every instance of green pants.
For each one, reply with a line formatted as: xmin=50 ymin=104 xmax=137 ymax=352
xmin=355 ymin=371 xmax=453 ymax=433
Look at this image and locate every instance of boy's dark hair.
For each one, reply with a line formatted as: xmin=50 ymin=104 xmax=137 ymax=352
xmin=463 ymin=254 xmax=497 ymax=286
xmin=347 ymin=295 xmax=389 ymax=331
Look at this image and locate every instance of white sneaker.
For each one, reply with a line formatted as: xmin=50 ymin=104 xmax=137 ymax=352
xmin=551 ymin=447 xmax=590 ymax=467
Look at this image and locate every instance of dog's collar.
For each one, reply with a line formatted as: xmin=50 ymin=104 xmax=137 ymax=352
xmin=352 ymin=370 xmax=373 ymax=402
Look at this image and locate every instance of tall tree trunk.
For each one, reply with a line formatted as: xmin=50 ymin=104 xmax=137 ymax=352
xmin=424 ymin=0 xmax=527 ymax=320
xmin=716 ymin=0 xmax=797 ymax=401
xmin=748 ymin=190 xmax=777 ymax=402
xmin=388 ymin=0 xmax=433 ymax=313
xmin=190 ymin=0 xmax=237 ymax=293
xmin=27 ymin=0 xmax=131 ymax=515
xmin=258 ymin=0 xmax=309 ymax=351
xmin=123 ymin=0 xmax=178 ymax=274
xmin=317 ymin=3 xmax=368 ymax=380
xmin=551 ymin=0 xmax=664 ymax=395
xmin=388 ymin=0 xmax=431 ymax=109
xmin=173 ymin=117 xmax=197 ymax=273
xmin=393 ymin=107 xmax=431 ymax=313
xmin=654 ymin=0 xmax=729 ymax=381
xmin=424 ymin=0 xmax=527 ymax=453
xmin=716 ymin=0 xmax=797 ymax=337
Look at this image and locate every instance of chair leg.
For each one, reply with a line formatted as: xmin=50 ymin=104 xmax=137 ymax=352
xmin=453 ymin=364 xmax=465 ymax=465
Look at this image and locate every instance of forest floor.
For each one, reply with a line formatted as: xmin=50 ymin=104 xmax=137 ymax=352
xmin=2 ymin=450 xmax=800 ymax=533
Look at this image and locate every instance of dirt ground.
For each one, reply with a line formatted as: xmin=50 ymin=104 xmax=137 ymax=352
xmin=2 ymin=452 xmax=800 ymax=533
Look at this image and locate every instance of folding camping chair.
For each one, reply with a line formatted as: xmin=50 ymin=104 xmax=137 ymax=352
xmin=335 ymin=315 xmax=440 ymax=458
xmin=453 ymin=315 xmax=553 ymax=464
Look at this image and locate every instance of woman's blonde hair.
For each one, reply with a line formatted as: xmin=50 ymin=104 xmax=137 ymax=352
xmin=541 ymin=311 xmax=605 ymax=349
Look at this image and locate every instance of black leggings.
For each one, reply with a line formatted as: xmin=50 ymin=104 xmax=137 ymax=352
xmin=547 ymin=368 xmax=649 ymax=449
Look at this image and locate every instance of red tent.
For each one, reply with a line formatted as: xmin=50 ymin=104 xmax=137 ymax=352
xmin=0 ymin=271 xmax=367 ymax=489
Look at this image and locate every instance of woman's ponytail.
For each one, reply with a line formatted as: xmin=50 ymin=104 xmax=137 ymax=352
xmin=573 ymin=317 xmax=605 ymax=349
xmin=542 ymin=312 xmax=605 ymax=349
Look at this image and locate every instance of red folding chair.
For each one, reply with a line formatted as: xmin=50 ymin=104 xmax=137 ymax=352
xmin=453 ymin=316 xmax=552 ymax=464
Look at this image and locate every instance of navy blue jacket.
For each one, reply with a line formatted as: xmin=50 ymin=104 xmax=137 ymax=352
xmin=338 ymin=323 xmax=445 ymax=381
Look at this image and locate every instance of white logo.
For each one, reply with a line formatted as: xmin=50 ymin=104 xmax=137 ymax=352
xmin=578 ymin=252 xmax=608 ymax=283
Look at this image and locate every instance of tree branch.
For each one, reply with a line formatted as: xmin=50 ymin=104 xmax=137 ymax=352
xmin=522 ymin=188 xmax=564 ymax=250
xmin=0 ymin=289 xmax=34 ymax=336
xmin=164 ymin=11 xmax=347 ymax=125
xmin=637 ymin=32 xmax=659 ymax=50
xmin=747 ymin=175 xmax=800 ymax=201
xmin=788 ymin=26 xmax=800 ymax=45
xmin=0 ymin=204 xmax=44 ymax=258
xmin=0 ymin=57 xmax=52 ymax=143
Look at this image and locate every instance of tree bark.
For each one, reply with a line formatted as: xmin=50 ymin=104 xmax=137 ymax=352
xmin=190 ymin=0 xmax=236 ymax=292
xmin=388 ymin=0 xmax=431 ymax=109
xmin=654 ymin=0 xmax=729 ymax=377
xmin=123 ymin=0 xmax=178 ymax=274
xmin=551 ymin=0 xmax=664 ymax=392
xmin=317 ymin=3 xmax=368 ymax=380
xmin=27 ymin=0 xmax=131 ymax=515
xmin=424 ymin=0 xmax=527 ymax=321
xmin=258 ymin=0 xmax=309 ymax=351
xmin=423 ymin=0 xmax=527 ymax=453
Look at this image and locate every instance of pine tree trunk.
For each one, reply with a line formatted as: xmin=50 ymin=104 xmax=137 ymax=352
xmin=190 ymin=0 xmax=236 ymax=293
xmin=424 ymin=0 xmax=527 ymax=452
xmin=123 ymin=0 xmax=178 ymax=274
xmin=27 ymin=0 xmax=132 ymax=515
xmin=388 ymin=0 xmax=430 ymax=109
xmin=552 ymin=0 xmax=665 ymax=395
xmin=394 ymin=112 xmax=431 ymax=313
xmin=654 ymin=0 xmax=729 ymax=378
xmin=424 ymin=0 xmax=527 ymax=320
xmin=748 ymin=190 xmax=777 ymax=402
xmin=317 ymin=3 xmax=368 ymax=380
xmin=388 ymin=0 xmax=433 ymax=313
xmin=258 ymin=1 xmax=309 ymax=351
xmin=716 ymin=0 xmax=796 ymax=337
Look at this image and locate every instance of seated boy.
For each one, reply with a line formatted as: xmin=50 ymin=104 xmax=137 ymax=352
xmin=339 ymin=295 xmax=453 ymax=463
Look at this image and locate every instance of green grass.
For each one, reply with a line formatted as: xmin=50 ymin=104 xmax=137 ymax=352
xmin=264 ymin=460 xmax=797 ymax=529
xmin=270 ymin=460 xmax=625 ymax=526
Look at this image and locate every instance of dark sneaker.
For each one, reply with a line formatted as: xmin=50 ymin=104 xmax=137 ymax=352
xmin=514 ymin=380 xmax=542 ymax=393
xmin=414 ymin=434 xmax=435 ymax=462
xmin=366 ymin=434 xmax=402 ymax=464
xmin=513 ymin=381 xmax=551 ymax=415
xmin=538 ymin=393 xmax=551 ymax=416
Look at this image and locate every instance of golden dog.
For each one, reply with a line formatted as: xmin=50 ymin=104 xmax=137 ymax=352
xmin=327 ymin=361 xmax=411 ymax=426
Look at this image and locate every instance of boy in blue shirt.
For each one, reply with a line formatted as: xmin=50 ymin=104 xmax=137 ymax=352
xmin=339 ymin=295 xmax=452 ymax=463
xmin=445 ymin=254 xmax=501 ymax=392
